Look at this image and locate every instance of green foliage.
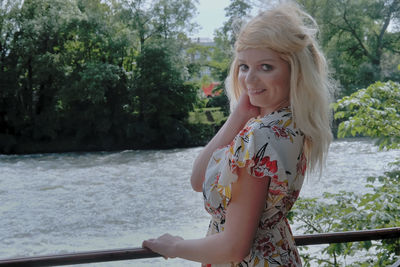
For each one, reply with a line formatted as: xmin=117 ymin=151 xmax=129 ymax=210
xmin=297 ymin=0 xmax=400 ymax=95
xmin=0 ymin=0 xmax=202 ymax=153
xmin=117 ymin=0 xmax=198 ymax=48
xmin=133 ymin=40 xmax=197 ymax=147
xmin=332 ymin=81 xmax=400 ymax=150
xmin=188 ymin=107 xmax=226 ymax=125
xmin=290 ymin=79 xmax=400 ymax=265
xmin=206 ymin=92 xmax=230 ymax=116
xmin=184 ymin=122 xmax=220 ymax=147
xmin=289 ymin=161 xmax=400 ymax=266
xmin=187 ymin=0 xmax=251 ymax=119
xmin=222 ymin=0 xmax=251 ymax=46
xmin=185 ymin=41 xmax=214 ymax=82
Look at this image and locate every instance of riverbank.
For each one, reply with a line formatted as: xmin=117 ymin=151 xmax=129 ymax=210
xmin=0 ymin=108 xmax=227 ymax=155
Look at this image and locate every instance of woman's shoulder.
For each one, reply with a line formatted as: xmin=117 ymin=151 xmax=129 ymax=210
xmin=247 ymin=107 xmax=303 ymax=142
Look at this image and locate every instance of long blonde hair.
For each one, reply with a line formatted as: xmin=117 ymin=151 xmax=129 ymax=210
xmin=226 ymin=2 xmax=333 ymax=174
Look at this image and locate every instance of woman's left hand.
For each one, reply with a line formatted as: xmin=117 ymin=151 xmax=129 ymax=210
xmin=142 ymin=233 xmax=184 ymax=259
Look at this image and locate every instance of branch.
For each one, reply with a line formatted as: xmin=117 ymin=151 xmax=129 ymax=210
xmin=377 ymin=1 xmax=398 ymax=51
xmin=297 ymin=215 xmax=322 ymax=233
xmin=342 ymin=6 xmax=371 ymax=59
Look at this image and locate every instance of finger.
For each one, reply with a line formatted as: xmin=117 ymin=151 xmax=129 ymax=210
xmin=142 ymin=239 xmax=155 ymax=248
xmin=174 ymin=235 xmax=184 ymax=240
xmin=142 ymin=241 xmax=168 ymax=260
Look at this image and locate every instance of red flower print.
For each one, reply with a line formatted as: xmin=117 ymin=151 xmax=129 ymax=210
xmin=280 ymin=238 xmax=290 ymax=251
xmin=272 ymin=125 xmax=289 ymax=138
xmin=269 ymin=189 xmax=282 ymax=195
xmin=260 ymin=156 xmax=278 ymax=173
xmin=254 ymin=169 xmax=265 ymax=177
xmin=291 ymin=190 xmax=300 ymax=199
xmin=256 ymin=236 xmax=276 ymax=257
xmin=271 ymin=175 xmax=286 ymax=186
xmin=261 ymin=212 xmax=283 ymax=230
xmin=282 ymin=191 xmax=300 ymax=210
xmin=251 ymin=156 xmax=278 ymax=177
xmin=294 ymin=249 xmax=301 ymax=263
xmin=215 ymin=173 xmax=221 ymax=184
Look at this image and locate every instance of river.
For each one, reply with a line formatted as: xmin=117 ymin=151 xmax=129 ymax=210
xmin=0 ymin=138 xmax=398 ymax=266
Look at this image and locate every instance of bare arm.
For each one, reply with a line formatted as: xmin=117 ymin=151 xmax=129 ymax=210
xmin=190 ymin=93 xmax=260 ymax=192
xmin=143 ymin=168 xmax=270 ymax=264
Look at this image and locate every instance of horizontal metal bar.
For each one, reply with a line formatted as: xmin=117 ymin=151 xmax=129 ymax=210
xmin=0 ymin=227 xmax=399 ymax=266
xmin=294 ymin=227 xmax=400 ymax=246
xmin=0 ymin=248 xmax=160 ymax=267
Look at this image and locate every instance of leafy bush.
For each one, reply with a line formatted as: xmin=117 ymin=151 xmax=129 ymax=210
xmin=332 ymin=81 xmax=400 ymax=150
xmin=289 ymin=81 xmax=400 ymax=266
xmin=290 ymin=161 xmax=400 ymax=266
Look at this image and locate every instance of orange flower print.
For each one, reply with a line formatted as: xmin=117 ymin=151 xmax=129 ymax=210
xmin=239 ymin=125 xmax=252 ymax=137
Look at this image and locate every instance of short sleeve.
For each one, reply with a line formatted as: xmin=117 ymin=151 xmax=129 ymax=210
xmin=217 ymin=122 xmax=285 ymax=187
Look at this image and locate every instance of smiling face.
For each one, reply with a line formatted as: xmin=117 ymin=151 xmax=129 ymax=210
xmin=237 ymin=48 xmax=291 ymax=116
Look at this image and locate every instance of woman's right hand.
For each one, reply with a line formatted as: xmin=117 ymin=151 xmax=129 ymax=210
xmin=190 ymin=92 xmax=259 ymax=192
xmin=234 ymin=91 xmax=260 ymax=122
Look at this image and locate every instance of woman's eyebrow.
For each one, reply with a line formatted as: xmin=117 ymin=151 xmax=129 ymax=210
xmin=238 ymin=58 xmax=277 ymax=63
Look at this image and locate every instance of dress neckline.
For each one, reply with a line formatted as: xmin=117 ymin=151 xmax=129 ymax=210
xmin=258 ymin=106 xmax=291 ymax=120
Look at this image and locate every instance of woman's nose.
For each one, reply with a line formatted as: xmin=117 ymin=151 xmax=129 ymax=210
xmin=245 ymin=69 xmax=258 ymax=84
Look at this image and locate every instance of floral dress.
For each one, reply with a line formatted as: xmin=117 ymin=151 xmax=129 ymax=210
xmin=203 ymin=107 xmax=306 ymax=267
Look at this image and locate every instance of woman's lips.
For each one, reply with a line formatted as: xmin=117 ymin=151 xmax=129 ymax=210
xmin=248 ymin=89 xmax=266 ymax=95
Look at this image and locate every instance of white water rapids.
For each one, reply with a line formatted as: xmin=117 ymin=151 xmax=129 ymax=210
xmin=0 ymin=138 xmax=398 ymax=266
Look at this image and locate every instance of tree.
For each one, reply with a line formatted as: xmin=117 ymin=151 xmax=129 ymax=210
xmin=221 ymin=0 xmax=251 ymax=46
xmin=133 ymin=40 xmax=197 ymax=147
xmin=1 ymin=0 xmax=82 ymax=143
xmin=0 ymin=0 xmax=135 ymax=152
xmin=200 ymin=0 xmax=252 ymax=115
xmin=297 ymin=0 xmax=400 ymax=95
xmin=117 ymin=0 xmax=198 ymax=49
xmin=57 ymin=0 xmax=133 ymax=148
xmin=0 ymin=0 xmax=201 ymax=153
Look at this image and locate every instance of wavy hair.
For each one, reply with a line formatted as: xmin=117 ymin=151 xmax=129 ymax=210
xmin=225 ymin=2 xmax=333 ymax=174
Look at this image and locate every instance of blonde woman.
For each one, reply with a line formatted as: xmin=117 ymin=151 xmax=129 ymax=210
xmin=143 ymin=2 xmax=332 ymax=266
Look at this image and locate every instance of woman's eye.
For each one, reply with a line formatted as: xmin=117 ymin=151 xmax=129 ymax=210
xmin=261 ymin=64 xmax=272 ymax=71
xmin=239 ymin=64 xmax=248 ymax=71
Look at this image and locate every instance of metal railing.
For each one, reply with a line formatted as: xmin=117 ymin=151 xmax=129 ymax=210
xmin=0 ymin=227 xmax=399 ymax=267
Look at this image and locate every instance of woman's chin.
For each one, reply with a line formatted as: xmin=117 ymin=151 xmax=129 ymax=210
xmin=248 ymin=99 xmax=264 ymax=109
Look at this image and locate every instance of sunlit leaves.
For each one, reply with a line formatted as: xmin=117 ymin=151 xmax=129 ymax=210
xmin=290 ymin=161 xmax=400 ymax=266
xmin=332 ymin=81 xmax=400 ymax=149
xmin=292 ymin=82 xmax=400 ymax=265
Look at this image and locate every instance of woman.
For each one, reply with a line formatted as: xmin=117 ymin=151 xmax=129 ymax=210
xmin=143 ymin=2 xmax=332 ymax=266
